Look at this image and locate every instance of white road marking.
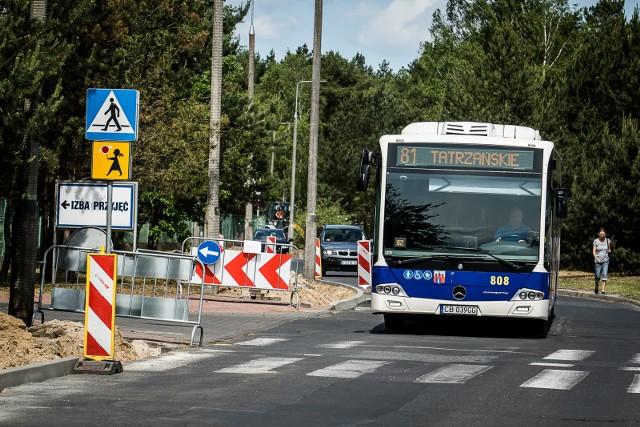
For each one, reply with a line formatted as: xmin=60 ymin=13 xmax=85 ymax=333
xmin=353 ymin=350 xmax=498 ymax=364
xmin=620 ymin=367 xmax=640 ymax=372
xmin=631 ymin=353 xmax=640 ymax=364
xmin=628 ymin=374 xmax=640 ymax=394
xmin=307 ymin=360 xmax=390 ymax=379
xmin=520 ymin=369 xmax=588 ymax=390
xmin=216 ymin=357 xmax=303 ymax=374
xmin=416 ymin=364 xmax=492 ymax=384
xmin=543 ymin=349 xmax=594 ymax=361
xmin=392 ymin=345 xmax=520 ymax=354
xmin=530 ymin=362 xmax=575 ymax=368
xmin=319 ymin=341 xmax=365 ymax=349
xmin=236 ymin=338 xmax=288 ymax=346
xmin=126 ymin=351 xmax=215 ymax=372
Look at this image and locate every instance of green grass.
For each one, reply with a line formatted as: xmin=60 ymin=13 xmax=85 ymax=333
xmin=560 ymin=271 xmax=640 ymax=301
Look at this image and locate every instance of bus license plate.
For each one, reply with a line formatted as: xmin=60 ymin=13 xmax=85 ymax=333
xmin=340 ymin=260 xmax=357 ymax=265
xmin=440 ymin=305 xmax=478 ymax=315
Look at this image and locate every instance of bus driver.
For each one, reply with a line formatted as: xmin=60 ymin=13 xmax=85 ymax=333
xmin=494 ymin=206 xmax=531 ymax=242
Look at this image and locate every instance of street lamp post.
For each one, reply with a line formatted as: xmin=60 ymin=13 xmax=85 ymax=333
xmin=288 ymin=80 xmax=311 ymax=240
xmin=289 ymin=80 xmax=325 ymax=240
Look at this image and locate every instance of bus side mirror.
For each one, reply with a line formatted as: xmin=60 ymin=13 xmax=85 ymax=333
xmin=555 ymin=187 xmax=568 ymax=218
xmin=357 ymin=149 xmax=374 ymax=191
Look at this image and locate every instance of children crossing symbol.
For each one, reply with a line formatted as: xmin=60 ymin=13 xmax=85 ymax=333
xmin=91 ymin=141 xmax=131 ymax=180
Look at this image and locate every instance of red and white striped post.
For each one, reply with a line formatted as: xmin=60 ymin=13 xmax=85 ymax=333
xmin=82 ymin=251 xmax=119 ymax=364
xmin=315 ymin=238 xmax=322 ymax=278
xmin=357 ymin=240 xmax=372 ymax=288
xmin=266 ymin=235 xmax=276 ymax=253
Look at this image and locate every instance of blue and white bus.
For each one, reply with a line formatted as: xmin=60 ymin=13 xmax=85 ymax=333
xmin=357 ymin=122 xmax=567 ymax=334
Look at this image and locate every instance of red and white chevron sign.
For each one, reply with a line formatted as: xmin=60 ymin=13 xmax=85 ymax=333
xmin=193 ymin=249 xmax=291 ymax=290
xmin=357 ymin=240 xmax=372 ymax=288
xmin=83 ymin=253 xmax=118 ymax=360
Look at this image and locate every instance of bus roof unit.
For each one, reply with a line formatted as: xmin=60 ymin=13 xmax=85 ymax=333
xmin=401 ymin=121 xmax=541 ymax=141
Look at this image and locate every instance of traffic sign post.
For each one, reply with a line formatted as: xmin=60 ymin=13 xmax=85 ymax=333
xmin=85 ymin=87 xmax=140 ymax=253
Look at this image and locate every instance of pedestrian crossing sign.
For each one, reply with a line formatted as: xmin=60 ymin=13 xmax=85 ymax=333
xmin=86 ymin=88 xmax=139 ymax=141
xmin=91 ymin=141 xmax=132 ymax=180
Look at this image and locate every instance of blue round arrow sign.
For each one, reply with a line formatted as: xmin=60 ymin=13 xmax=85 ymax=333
xmin=197 ymin=241 xmax=221 ymax=265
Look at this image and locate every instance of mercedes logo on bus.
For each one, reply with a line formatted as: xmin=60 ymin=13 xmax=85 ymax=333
xmin=453 ymin=286 xmax=467 ymax=300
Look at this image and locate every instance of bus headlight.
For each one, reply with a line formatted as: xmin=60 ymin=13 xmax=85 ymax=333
xmin=375 ymin=284 xmax=407 ymax=297
xmin=514 ymin=288 xmax=545 ymax=301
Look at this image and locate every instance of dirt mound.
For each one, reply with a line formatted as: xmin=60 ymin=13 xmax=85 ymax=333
xmin=0 ymin=312 xmax=159 ymax=370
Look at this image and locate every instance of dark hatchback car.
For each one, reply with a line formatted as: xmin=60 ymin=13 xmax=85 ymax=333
xmin=252 ymin=228 xmax=291 ymax=253
xmin=319 ymin=225 xmax=366 ymax=274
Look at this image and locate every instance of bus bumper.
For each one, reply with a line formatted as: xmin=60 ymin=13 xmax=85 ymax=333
xmin=371 ymin=293 xmax=550 ymax=321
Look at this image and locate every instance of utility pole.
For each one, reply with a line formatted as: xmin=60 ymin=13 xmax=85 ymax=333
xmin=244 ymin=0 xmax=256 ymax=240
xmin=205 ymin=0 xmax=223 ymax=239
xmin=303 ymin=0 xmax=323 ymax=279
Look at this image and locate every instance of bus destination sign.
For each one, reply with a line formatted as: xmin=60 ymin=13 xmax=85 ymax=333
xmin=396 ymin=146 xmax=535 ymax=171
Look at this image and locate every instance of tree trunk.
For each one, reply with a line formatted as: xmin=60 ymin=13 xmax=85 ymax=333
xmin=9 ymin=136 xmax=40 ymax=327
xmin=8 ymin=0 xmax=47 ymax=326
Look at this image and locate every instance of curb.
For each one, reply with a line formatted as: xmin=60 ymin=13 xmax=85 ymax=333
xmin=0 ymin=356 xmax=78 ymax=390
xmin=315 ymin=279 xmax=367 ymax=312
xmin=327 ymin=285 xmax=366 ymax=312
xmin=557 ymin=288 xmax=640 ymax=309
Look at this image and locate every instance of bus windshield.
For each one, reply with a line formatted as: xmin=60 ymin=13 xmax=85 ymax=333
xmin=383 ymin=170 xmax=542 ymax=262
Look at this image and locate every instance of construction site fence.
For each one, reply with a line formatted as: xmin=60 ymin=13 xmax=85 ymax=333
xmin=182 ymin=236 xmax=301 ymax=308
xmin=34 ymin=244 xmax=206 ymax=346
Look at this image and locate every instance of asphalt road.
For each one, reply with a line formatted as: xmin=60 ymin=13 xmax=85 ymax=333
xmin=1 ymin=294 xmax=638 ymax=426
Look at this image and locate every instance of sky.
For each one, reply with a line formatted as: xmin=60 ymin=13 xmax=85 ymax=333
xmin=229 ymin=0 xmax=640 ymax=73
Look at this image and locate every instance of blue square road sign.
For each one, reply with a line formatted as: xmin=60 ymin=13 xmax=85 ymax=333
xmin=86 ymin=88 xmax=139 ymax=141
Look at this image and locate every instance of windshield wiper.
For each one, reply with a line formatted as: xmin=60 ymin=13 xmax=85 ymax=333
xmin=388 ymin=246 xmax=443 ymax=266
xmin=391 ymin=246 xmax=522 ymax=271
xmin=445 ymin=246 xmax=522 ymax=271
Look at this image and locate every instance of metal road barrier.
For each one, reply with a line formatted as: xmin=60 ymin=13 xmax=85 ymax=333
xmin=35 ymin=245 xmax=206 ymax=346
xmin=182 ymin=237 xmax=301 ymax=308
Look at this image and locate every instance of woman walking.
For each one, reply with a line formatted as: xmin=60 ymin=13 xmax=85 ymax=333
xmin=593 ymin=228 xmax=612 ymax=295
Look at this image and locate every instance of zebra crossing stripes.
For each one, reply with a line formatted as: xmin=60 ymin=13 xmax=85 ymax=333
xmin=220 ymin=341 xmax=638 ymax=393
xmin=626 ymin=353 xmax=640 ymax=393
xmin=543 ymin=349 xmax=595 ymax=361
xmin=236 ymin=337 xmax=288 ymax=346
xmin=530 ymin=362 xmax=574 ymax=368
xmin=216 ymin=357 xmax=303 ymax=374
xmin=319 ymin=341 xmax=365 ymax=349
xmin=521 ymin=349 xmax=592 ymax=390
xmin=307 ymin=360 xmax=390 ymax=379
xmin=126 ymin=351 xmax=216 ymax=372
xmin=520 ymin=369 xmax=589 ymax=390
xmin=416 ymin=364 xmax=492 ymax=384
xmin=352 ymin=350 xmax=497 ymax=364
